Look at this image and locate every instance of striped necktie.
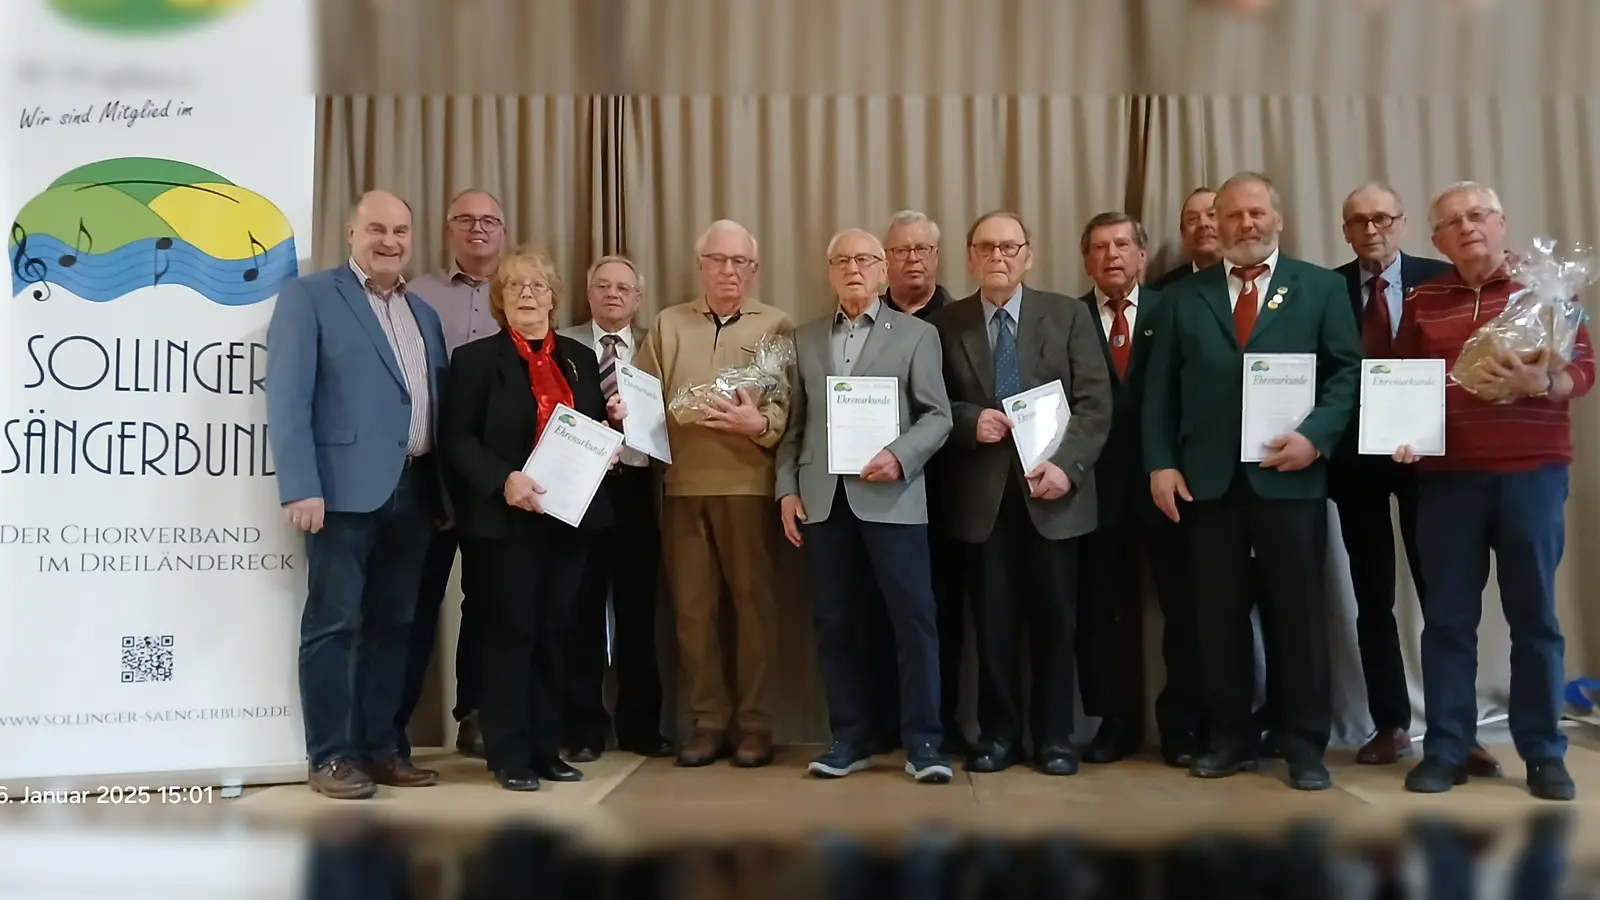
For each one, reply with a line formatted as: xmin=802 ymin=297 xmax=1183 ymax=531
xmin=599 ymin=333 xmax=620 ymax=401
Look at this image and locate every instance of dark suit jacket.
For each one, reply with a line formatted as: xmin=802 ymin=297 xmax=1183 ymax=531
xmin=1330 ymin=253 xmax=1454 ymax=461
xmin=931 ymin=286 xmax=1113 ymax=543
xmin=441 ymin=330 xmax=614 ymax=540
xmin=1142 ymin=255 xmax=1363 ymax=502
xmin=1079 ymin=287 xmax=1169 ymax=527
xmin=1147 ymin=260 xmax=1218 ymax=292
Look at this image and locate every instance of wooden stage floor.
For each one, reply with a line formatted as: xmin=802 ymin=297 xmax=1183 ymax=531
xmin=6 ymin=732 xmax=1600 ymax=897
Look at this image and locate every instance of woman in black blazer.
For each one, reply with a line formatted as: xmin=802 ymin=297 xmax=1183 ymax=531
xmin=440 ymin=247 xmax=618 ymax=791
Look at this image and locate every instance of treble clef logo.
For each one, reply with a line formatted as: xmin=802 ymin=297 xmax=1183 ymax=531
xmin=10 ymin=222 xmax=51 ymax=301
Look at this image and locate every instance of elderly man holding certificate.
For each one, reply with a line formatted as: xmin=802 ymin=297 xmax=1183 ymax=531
xmin=1143 ymin=172 xmax=1363 ymax=791
xmin=775 ymin=228 xmax=954 ymax=784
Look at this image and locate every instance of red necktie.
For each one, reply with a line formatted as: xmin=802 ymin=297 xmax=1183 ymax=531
xmin=1107 ymin=294 xmax=1132 ymax=379
xmin=1362 ymin=276 xmax=1392 ymax=357
xmin=1232 ymin=264 xmax=1269 ymax=347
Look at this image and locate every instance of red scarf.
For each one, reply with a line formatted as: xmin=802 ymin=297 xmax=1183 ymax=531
xmin=507 ymin=330 xmax=575 ymax=441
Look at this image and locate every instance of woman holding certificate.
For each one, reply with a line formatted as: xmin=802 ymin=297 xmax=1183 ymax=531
xmin=440 ymin=247 xmax=617 ymax=791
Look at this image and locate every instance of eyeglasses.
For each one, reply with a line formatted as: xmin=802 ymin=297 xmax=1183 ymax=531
xmin=505 ymin=280 xmax=552 ymax=296
xmin=828 ymin=253 xmax=885 ymax=270
xmin=970 ymin=241 xmax=1028 ymax=258
xmin=450 ymin=214 xmax=504 ymax=232
xmin=1344 ymin=213 xmax=1399 ymax=232
xmin=590 ymin=280 xmax=637 ymax=295
xmin=886 ymin=244 xmax=937 ymax=261
xmin=1433 ymin=207 xmax=1499 ymax=234
xmin=699 ymin=253 xmax=756 ymax=270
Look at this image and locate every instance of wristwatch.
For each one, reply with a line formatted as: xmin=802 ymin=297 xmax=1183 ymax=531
xmin=1532 ymin=372 xmax=1554 ymax=398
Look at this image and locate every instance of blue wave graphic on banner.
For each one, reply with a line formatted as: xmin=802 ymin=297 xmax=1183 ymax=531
xmin=10 ymin=232 xmax=297 ymax=306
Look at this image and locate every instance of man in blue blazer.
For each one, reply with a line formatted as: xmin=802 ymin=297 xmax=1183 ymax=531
xmin=266 ymin=190 xmax=451 ymax=800
xmin=1328 ymin=182 xmax=1499 ymax=778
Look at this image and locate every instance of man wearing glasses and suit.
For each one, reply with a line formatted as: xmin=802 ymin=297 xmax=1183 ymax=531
xmin=556 ymin=255 xmax=674 ymax=762
xmin=776 ymin=228 xmax=954 ymax=784
xmin=930 ymin=211 xmax=1113 ymax=776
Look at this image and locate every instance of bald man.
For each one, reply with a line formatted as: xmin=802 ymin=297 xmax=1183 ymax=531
xmin=266 ymin=190 xmax=452 ymax=800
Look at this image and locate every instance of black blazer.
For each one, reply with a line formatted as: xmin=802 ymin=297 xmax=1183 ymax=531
xmin=930 ymin=286 xmax=1113 ymax=544
xmin=1331 ymin=252 xmax=1454 ymax=460
xmin=441 ymin=330 xmax=614 ymax=539
xmin=1078 ymin=287 xmax=1169 ymax=528
xmin=1147 ymin=260 xmax=1219 ymax=291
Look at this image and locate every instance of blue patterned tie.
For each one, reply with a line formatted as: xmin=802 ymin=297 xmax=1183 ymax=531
xmin=992 ymin=308 xmax=1020 ymax=400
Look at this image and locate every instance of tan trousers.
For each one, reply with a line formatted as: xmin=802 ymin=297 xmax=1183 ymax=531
xmin=661 ymin=494 xmax=780 ymax=734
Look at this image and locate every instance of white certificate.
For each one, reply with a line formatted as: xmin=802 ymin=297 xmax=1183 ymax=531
xmin=1240 ymin=353 xmax=1317 ymax=462
xmin=826 ymin=376 xmax=901 ymax=475
xmin=1358 ymin=358 xmax=1446 ymax=456
xmin=1003 ymin=380 xmax=1071 ymax=472
xmin=616 ymin=364 xmax=672 ymax=464
xmin=520 ymin=404 xmax=625 ymax=527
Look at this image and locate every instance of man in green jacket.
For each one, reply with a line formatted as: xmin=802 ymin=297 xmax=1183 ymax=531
xmin=1143 ymin=171 xmax=1363 ymax=791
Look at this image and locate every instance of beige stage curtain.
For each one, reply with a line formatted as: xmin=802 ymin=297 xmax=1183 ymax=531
xmin=315 ymin=93 xmax=1598 ymax=749
xmin=1137 ymin=95 xmax=1600 ymax=744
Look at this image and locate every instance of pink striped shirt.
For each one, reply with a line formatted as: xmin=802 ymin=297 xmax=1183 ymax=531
xmin=1394 ymin=263 xmax=1594 ymax=473
xmin=349 ymin=259 xmax=433 ymax=456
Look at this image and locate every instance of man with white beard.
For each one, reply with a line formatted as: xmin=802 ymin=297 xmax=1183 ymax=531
xmin=1143 ymin=171 xmax=1363 ymax=791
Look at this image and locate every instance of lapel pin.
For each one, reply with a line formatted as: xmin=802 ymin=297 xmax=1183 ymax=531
xmin=1267 ymin=298 xmax=1282 ymax=309
xmin=1143 ymin=329 xmax=1153 ymax=336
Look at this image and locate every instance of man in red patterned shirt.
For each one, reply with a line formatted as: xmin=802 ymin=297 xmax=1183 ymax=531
xmin=1391 ymin=181 xmax=1593 ymax=801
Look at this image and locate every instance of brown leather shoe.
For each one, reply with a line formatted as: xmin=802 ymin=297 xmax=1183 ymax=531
xmin=676 ymin=728 xmax=729 ymax=767
xmin=1465 ymin=744 xmax=1504 ymax=778
xmin=1356 ymin=728 xmax=1414 ymax=765
xmin=733 ymin=731 xmax=775 ymax=768
xmin=308 ymin=759 xmax=377 ymax=800
xmin=366 ymin=754 xmax=439 ymax=787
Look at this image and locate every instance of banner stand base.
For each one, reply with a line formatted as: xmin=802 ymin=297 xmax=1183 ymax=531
xmin=2 ymin=763 xmax=306 ymax=798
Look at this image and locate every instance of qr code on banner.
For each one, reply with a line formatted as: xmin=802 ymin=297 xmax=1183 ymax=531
xmin=121 ymin=635 xmax=174 ymax=683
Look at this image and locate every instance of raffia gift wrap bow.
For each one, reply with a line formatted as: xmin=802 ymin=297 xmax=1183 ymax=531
xmin=1450 ymin=238 xmax=1595 ymax=403
xmin=667 ymin=333 xmax=798 ymax=424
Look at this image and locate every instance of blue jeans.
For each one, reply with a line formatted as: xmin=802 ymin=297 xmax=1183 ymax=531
xmin=300 ymin=465 xmax=434 ymax=768
xmin=800 ymin=491 xmax=943 ymax=751
xmin=1416 ymin=465 xmax=1569 ymax=766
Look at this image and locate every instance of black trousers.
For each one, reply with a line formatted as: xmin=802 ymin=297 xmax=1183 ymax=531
xmin=395 ymin=525 xmax=482 ymax=757
xmin=1330 ymin=456 xmax=1423 ymax=731
xmin=563 ymin=464 xmax=665 ymax=748
xmin=802 ymin=490 xmax=943 ymax=750
xmin=468 ymin=517 xmax=590 ymax=771
xmin=864 ymin=503 xmax=966 ymax=745
xmin=967 ymin=475 xmax=1079 ymax=749
xmin=1187 ymin=475 xmax=1330 ymax=760
xmin=1076 ymin=511 xmax=1203 ymax=740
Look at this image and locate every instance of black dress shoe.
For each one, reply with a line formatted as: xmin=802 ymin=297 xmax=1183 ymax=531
xmin=1404 ymin=757 xmax=1468 ymax=794
xmin=1189 ymin=747 xmax=1260 ymax=779
xmin=1287 ymin=757 xmax=1332 ymax=791
xmin=1258 ymin=730 xmax=1286 ymax=760
xmin=495 ymin=769 xmax=540 ymax=791
xmin=566 ymin=745 xmax=603 ymax=764
xmin=1036 ymin=744 xmax=1080 ymax=776
xmin=533 ymin=757 xmax=584 ymax=783
xmin=618 ymin=736 xmax=676 ymax=758
xmin=1083 ymin=719 xmax=1139 ymax=764
xmin=965 ymin=741 xmax=1021 ymax=773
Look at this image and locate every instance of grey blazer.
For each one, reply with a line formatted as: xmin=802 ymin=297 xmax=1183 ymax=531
xmin=929 ymin=286 xmax=1113 ymax=543
xmin=775 ymin=304 xmax=952 ymax=525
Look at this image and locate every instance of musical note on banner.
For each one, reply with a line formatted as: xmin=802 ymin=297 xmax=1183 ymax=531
xmin=243 ymin=232 xmax=267 ymax=282
xmin=11 ymin=222 xmax=52 ymax=301
xmin=153 ymin=237 xmax=173 ymax=286
xmin=58 ymin=218 xmax=92 ymax=268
